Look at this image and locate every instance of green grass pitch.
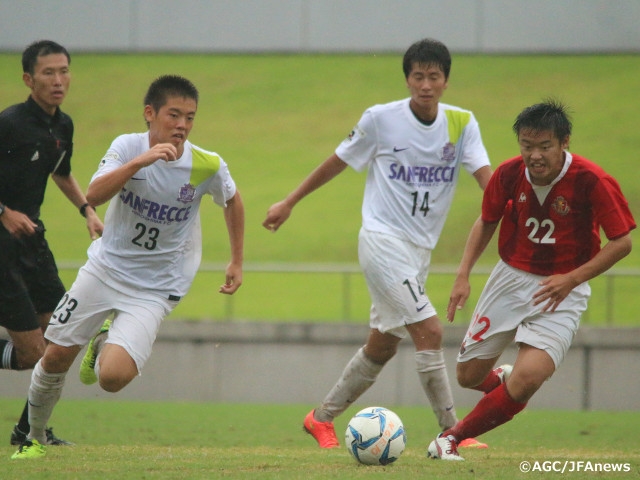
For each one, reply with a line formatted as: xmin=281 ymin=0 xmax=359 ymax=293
xmin=1 ymin=399 xmax=639 ymax=478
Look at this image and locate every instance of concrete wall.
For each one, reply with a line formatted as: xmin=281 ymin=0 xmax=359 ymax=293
xmin=1 ymin=0 xmax=638 ymax=53
xmin=2 ymin=322 xmax=639 ymax=411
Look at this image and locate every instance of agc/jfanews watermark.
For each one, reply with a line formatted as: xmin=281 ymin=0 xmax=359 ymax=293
xmin=519 ymin=460 xmax=632 ymax=474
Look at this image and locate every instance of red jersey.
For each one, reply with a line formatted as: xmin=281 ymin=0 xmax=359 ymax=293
xmin=482 ymin=153 xmax=636 ymax=275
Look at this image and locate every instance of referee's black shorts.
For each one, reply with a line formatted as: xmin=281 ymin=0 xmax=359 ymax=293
xmin=0 ymin=221 xmax=66 ymax=332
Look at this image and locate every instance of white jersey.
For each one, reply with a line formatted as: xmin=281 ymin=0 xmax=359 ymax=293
xmin=336 ymin=99 xmax=490 ymax=249
xmin=85 ymin=132 xmax=236 ymax=298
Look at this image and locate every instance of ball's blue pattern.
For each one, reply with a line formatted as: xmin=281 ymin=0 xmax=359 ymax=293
xmin=346 ymin=407 xmax=406 ymax=465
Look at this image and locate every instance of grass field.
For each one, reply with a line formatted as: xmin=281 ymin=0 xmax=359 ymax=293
xmin=1 ymin=399 xmax=639 ymax=479
xmin=0 ymin=53 xmax=638 ymax=324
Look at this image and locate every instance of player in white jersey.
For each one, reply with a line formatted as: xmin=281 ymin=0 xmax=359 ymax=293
xmin=12 ymin=75 xmax=244 ymax=459
xmin=340 ymin=100 xmax=488 ymax=249
xmin=263 ymin=38 xmax=492 ymax=451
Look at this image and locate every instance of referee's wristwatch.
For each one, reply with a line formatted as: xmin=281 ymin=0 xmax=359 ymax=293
xmin=0 ymin=202 xmax=5 ymax=217
xmin=79 ymin=202 xmax=95 ymax=218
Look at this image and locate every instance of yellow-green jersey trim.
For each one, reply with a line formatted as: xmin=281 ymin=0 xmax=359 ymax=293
xmin=445 ymin=110 xmax=471 ymax=144
xmin=190 ymin=147 xmax=221 ymax=186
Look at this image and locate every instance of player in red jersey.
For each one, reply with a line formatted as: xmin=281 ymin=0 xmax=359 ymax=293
xmin=427 ymin=99 xmax=636 ymax=461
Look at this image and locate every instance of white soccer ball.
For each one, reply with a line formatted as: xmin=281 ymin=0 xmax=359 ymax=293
xmin=345 ymin=406 xmax=406 ymax=465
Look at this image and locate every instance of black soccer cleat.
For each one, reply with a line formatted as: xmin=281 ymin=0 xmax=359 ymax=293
xmin=10 ymin=424 xmax=74 ymax=446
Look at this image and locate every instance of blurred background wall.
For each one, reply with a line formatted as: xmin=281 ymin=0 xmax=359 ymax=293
xmin=1 ymin=0 xmax=638 ymax=54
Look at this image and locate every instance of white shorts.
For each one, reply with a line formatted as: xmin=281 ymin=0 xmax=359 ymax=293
xmin=456 ymin=260 xmax=590 ymax=368
xmin=45 ymin=264 xmax=178 ymax=373
xmin=358 ymin=228 xmax=437 ymax=338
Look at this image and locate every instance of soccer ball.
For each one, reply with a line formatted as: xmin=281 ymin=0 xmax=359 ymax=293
xmin=345 ymin=406 xmax=406 ymax=465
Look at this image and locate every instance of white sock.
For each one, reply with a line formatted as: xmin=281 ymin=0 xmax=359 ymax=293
xmin=416 ymin=349 xmax=458 ymax=430
xmin=28 ymin=360 xmax=67 ymax=444
xmin=316 ymin=347 xmax=384 ymax=422
xmin=94 ymin=352 xmax=101 ymax=381
xmin=92 ymin=331 xmax=109 ymax=381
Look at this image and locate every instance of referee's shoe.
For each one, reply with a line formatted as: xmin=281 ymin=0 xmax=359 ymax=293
xmin=10 ymin=425 xmax=73 ymax=446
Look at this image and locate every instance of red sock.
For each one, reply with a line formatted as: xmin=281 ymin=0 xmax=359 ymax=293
xmin=445 ymin=383 xmax=526 ymax=441
xmin=472 ymin=370 xmax=501 ymax=393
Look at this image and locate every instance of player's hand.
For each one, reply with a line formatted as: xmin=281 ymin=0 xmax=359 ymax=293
xmin=447 ymin=276 xmax=471 ymax=322
xmin=85 ymin=209 xmax=104 ymax=241
xmin=262 ymin=200 xmax=292 ymax=232
xmin=0 ymin=207 xmax=39 ymax=238
xmin=532 ymin=274 xmax=579 ymax=312
xmin=219 ymin=262 xmax=242 ymax=295
xmin=138 ymin=143 xmax=179 ymax=166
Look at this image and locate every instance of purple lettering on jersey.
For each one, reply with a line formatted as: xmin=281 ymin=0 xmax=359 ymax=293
xmin=388 ymin=163 xmax=455 ymax=186
xmin=176 ymin=206 xmax=191 ymax=221
xmin=120 ymin=188 xmax=133 ymax=205
xmin=147 ymin=201 xmax=160 ymax=218
xmin=166 ymin=207 xmax=178 ymax=222
xmin=158 ymin=203 xmax=169 ymax=221
xmin=118 ymin=187 xmax=192 ymax=225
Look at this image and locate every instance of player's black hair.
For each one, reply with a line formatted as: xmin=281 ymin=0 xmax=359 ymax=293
xmin=144 ymin=75 xmax=199 ymax=114
xmin=402 ymin=38 xmax=451 ymax=80
xmin=513 ymin=99 xmax=573 ymax=141
xmin=22 ymin=40 xmax=70 ymax=75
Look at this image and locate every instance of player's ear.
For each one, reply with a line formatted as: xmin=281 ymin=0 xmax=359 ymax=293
xmin=23 ymin=72 xmax=34 ymax=89
xmin=143 ymin=105 xmax=155 ymax=123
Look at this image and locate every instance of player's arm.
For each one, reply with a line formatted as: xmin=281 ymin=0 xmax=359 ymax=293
xmin=51 ymin=172 xmax=104 ymax=240
xmin=472 ymin=165 xmax=493 ymax=190
xmin=533 ymin=233 xmax=632 ymax=312
xmin=262 ymin=153 xmax=348 ymax=232
xmin=219 ymin=191 xmax=245 ymax=295
xmin=447 ymin=217 xmax=499 ymax=322
xmin=87 ymin=143 xmax=178 ymax=207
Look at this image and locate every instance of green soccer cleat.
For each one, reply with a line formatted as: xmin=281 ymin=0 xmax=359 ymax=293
xmin=11 ymin=439 xmax=46 ymax=459
xmin=79 ymin=319 xmax=111 ymax=385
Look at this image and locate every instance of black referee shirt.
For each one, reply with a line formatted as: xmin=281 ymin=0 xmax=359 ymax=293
xmin=0 ymin=96 xmax=74 ymax=220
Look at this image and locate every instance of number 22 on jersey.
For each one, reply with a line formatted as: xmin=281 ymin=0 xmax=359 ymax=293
xmin=525 ymin=217 xmax=556 ymax=244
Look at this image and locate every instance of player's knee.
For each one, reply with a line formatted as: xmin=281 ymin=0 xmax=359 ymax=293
xmin=364 ymin=344 xmax=397 ymax=365
xmin=97 ymin=345 xmax=138 ymax=392
xmin=456 ymin=371 xmax=477 ymax=389
xmin=99 ymin=379 xmax=125 ymax=393
xmin=98 ymin=373 xmax=132 ymax=393
xmin=406 ymin=318 xmax=443 ymax=351
xmin=415 ymin=317 xmax=443 ymax=343
xmin=427 ymin=325 xmax=443 ymax=344
xmin=97 ymin=365 xmax=137 ymax=392
xmin=506 ymin=373 xmax=544 ymax=403
xmin=456 ymin=363 xmax=483 ymax=389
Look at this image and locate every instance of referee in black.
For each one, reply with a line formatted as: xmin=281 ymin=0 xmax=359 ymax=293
xmin=0 ymin=40 xmax=103 ymax=446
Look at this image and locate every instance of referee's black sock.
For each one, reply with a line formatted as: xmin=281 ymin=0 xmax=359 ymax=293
xmin=0 ymin=340 xmax=31 ymax=433
xmin=17 ymin=400 xmax=30 ymax=434
xmin=0 ymin=339 xmax=18 ymax=369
